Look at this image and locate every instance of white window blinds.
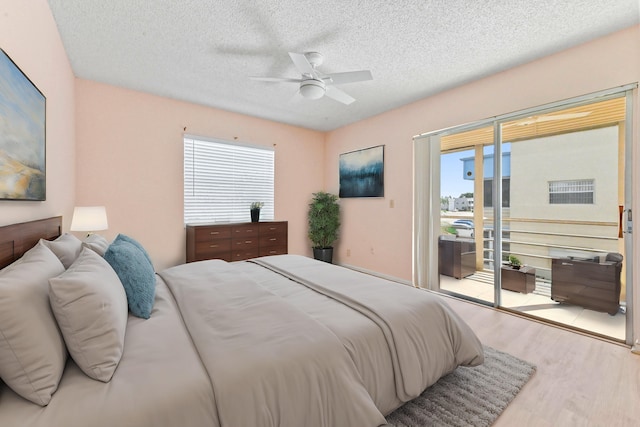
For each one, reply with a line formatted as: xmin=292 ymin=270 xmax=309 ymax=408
xmin=184 ymin=136 xmax=274 ymax=224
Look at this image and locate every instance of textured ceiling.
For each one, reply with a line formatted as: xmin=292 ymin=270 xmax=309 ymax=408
xmin=47 ymin=0 xmax=639 ymax=132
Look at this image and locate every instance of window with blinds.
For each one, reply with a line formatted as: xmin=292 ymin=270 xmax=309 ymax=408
xmin=184 ymin=136 xmax=274 ymax=224
xmin=548 ymin=179 xmax=594 ymax=204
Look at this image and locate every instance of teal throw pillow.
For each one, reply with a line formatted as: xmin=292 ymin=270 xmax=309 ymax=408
xmin=104 ymin=240 xmax=155 ymax=319
xmin=114 ymin=234 xmax=154 ymax=271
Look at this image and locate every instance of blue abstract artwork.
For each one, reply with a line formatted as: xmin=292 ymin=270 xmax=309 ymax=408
xmin=0 ymin=49 xmax=46 ymax=200
xmin=339 ymin=145 xmax=384 ymax=198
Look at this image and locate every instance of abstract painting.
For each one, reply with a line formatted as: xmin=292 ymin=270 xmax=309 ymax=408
xmin=339 ymin=145 xmax=384 ymax=198
xmin=0 ymin=48 xmax=46 ymax=200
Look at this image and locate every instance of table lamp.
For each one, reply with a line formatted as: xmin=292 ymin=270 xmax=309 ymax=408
xmin=70 ymin=206 xmax=109 ymax=236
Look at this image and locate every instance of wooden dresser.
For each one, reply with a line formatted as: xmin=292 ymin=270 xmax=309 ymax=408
xmin=186 ymin=221 xmax=288 ymax=263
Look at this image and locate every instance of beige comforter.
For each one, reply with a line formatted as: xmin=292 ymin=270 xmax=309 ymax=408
xmin=159 ymin=259 xmax=387 ymax=427
xmin=249 ymin=255 xmax=484 ymax=402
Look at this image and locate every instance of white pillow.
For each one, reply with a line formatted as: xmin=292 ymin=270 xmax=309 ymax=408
xmin=0 ymin=241 xmax=67 ymax=406
xmin=42 ymin=233 xmax=83 ymax=268
xmin=49 ymin=247 xmax=128 ymax=382
xmin=82 ymin=234 xmax=110 ymax=256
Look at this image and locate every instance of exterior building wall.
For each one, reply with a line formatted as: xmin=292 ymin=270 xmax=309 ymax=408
xmin=508 ymin=125 xmax=620 ymax=274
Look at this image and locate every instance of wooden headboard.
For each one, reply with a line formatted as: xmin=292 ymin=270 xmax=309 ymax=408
xmin=0 ymin=216 xmax=62 ymax=269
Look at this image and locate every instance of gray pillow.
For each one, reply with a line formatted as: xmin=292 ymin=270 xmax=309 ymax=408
xmin=0 ymin=241 xmax=67 ymax=406
xmin=82 ymin=233 xmax=110 ymax=256
xmin=42 ymin=233 xmax=83 ymax=269
xmin=49 ymin=248 xmax=128 ymax=382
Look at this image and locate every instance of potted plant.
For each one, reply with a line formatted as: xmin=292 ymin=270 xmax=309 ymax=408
xmin=250 ymin=201 xmax=264 ymax=222
xmin=508 ymin=254 xmax=521 ymax=270
xmin=308 ymin=191 xmax=340 ymax=263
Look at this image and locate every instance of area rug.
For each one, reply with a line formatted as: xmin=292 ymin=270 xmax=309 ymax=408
xmin=386 ymin=346 xmax=536 ymax=427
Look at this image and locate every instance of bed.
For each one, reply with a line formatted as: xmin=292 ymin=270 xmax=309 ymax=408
xmin=0 ymin=217 xmax=484 ymax=427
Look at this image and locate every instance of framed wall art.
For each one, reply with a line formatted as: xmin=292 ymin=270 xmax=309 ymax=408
xmin=0 ymin=48 xmax=46 ymax=201
xmin=339 ymin=145 xmax=384 ymax=198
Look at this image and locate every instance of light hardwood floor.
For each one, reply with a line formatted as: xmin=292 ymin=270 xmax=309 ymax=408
xmin=443 ymin=294 xmax=640 ymax=426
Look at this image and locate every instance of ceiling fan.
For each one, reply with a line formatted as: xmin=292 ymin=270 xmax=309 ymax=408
xmin=250 ymin=52 xmax=373 ymax=105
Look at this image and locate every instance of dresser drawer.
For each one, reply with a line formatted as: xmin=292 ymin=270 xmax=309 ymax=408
xmin=259 ymin=234 xmax=286 ymax=248
xmin=194 ymin=226 xmax=232 ymax=242
xmin=259 ymin=245 xmax=288 ymax=257
xmin=232 ymin=237 xmax=259 ymax=250
xmin=194 ymin=239 xmax=232 ymax=257
xmin=232 ymin=224 xmax=259 ymax=237
xmin=259 ymin=222 xmax=287 ymax=236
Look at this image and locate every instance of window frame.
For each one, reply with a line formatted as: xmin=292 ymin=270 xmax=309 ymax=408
xmin=183 ymin=135 xmax=275 ymax=225
xmin=548 ymin=179 xmax=595 ymax=205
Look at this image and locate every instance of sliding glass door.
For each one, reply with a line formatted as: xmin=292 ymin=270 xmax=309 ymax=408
xmin=497 ymin=96 xmax=630 ymax=340
xmin=415 ymin=86 xmax=635 ymax=344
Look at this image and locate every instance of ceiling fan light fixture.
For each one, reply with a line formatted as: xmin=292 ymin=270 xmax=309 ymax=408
xmin=251 ymin=52 xmax=371 ymax=105
xmin=299 ymin=79 xmax=326 ymax=100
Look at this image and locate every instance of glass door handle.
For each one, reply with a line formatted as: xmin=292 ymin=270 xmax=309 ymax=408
xmin=621 ymin=206 xmax=633 ymax=235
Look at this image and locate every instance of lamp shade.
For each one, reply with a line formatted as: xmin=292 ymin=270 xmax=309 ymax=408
xmin=70 ymin=206 xmax=109 ymax=232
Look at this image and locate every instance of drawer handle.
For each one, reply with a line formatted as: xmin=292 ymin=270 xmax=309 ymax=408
xmin=561 ymin=262 xmax=573 ymax=266
xmin=210 ymin=244 xmax=219 ymax=248
xmin=269 ymin=227 xmax=276 ymax=231
xmin=269 ymin=238 xmax=277 ymax=241
xmin=269 ymin=250 xmax=277 ymax=254
xmin=245 ymin=240 xmax=253 ymax=244
xmin=210 ymin=231 xmax=219 ymax=235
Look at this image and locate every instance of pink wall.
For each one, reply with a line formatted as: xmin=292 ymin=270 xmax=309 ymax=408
xmin=0 ymin=0 xmax=76 ymax=228
xmin=325 ymin=25 xmax=640 ymax=282
xmin=3 ymin=2 xmax=639 ymax=338
xmin=75 ymin=80 xmax=325 ymax=270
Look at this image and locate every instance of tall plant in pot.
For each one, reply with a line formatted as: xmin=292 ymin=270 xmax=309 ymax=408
xmin=308 ymin=191 xmax=340 ymax=263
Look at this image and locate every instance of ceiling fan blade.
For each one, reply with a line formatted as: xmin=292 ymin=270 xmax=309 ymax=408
xmin=288 ymin=52 xmax=315 ymax=76
xmin=325 ymin=86 xmax=355 ymax=105
xmin=324 ymin=70 xmax=373 ymax=85
xmin=249 ymin=76 xmax=301 ymax=83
